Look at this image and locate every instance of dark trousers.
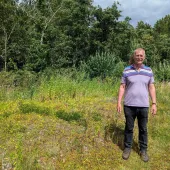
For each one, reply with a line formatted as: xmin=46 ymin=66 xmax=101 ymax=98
xmin=124 ymin=106 xmax=149 ymax=151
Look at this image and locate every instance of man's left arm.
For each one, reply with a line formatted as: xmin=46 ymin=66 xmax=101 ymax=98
xmin=148 ymin=83 xmax=157 ymax=115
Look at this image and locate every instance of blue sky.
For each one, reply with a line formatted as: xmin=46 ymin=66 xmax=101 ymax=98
xmin=93 ymin=0 xmax=170 ymax=27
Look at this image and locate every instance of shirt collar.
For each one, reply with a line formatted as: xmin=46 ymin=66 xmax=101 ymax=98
xmin=131 ymin=64 xmax=144 ymax=69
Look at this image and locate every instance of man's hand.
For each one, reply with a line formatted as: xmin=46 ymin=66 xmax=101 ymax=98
xmin=117 ymin=84 xmax=125 ymax=114
xmin=151 ymin=104 xmax=157 ymax=116
xmin=149 ymin=83 xmax=157 ymax=116
xmin=117 ymin=103 xmax=122 ymax=113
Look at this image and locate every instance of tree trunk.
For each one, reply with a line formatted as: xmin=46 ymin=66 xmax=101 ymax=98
xmin=3 ymin=28 xmax=7 ymax=72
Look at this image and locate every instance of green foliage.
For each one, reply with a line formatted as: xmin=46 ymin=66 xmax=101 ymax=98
xmin=83 ymin=52 xmax=124 ymax=79
xmin=55 ymin=110 xmax=83 ymax=122
xmin=0 ymin=0 xmax=170 ymax=82
xmin=154 ymin=34 xmax=170 ymax=62
xmin=0 ymin=70 xmax=37 ymax=88
xmin=133 ymin=21 xmax=159 ymax=67
xmin=13 ymin=70 xmax=37 ymax=87
xmin=0 ymin=70 xmax=37 ymax=101
xmin=0 ymin=0 xmax=31 ymax=71
xmin=19 ymin=101 xmax=51 ymax=115
xmin=92 ymin=112 xmax=102 ymax=121
xmin=154 ymin=60 xmax=170 ymax=81
xmin=153 ymin=15 xmax=170 ymax=66
xmin=154 ymin=14 xmax=170 ymax=36
xmin=0 ymin=71 xmax=14 ymax=87
xmin=111 ymin=61 xmax=125 ymax=81
xmin=89 ymin=3 xmax=122 ymax=54
xmin=0 ymin=0 xmax=134 ymax=71
xmin=40 ymin=0 xmax=92 ymax=68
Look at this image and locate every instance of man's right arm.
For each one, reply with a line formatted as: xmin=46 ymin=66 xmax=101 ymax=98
xmin=117 ymin=83 xmax=126 ymax=113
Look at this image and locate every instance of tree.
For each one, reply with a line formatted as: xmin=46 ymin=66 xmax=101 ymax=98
xmin=133 ymin=21 xmax=158 ymax=66
xmin=89 ymin=2 xmax=122 ymax=55
xmin=19 ymin=0 xmax=63 ymax=71
xmin=153 ymin=15 xmax=170 ymax=63
xmin=0 ymin=0 xmax=18 ymax=71
xmin=45 ymin=0 xmax=92 ymax=68
xmin=154 ymin=15 xmax=170 ymax=37
xmin=108 ymin=16 xmax=135 ymax=61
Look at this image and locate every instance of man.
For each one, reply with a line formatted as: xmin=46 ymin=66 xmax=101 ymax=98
xmin=117 ymin=48 xmax=157 ymax=162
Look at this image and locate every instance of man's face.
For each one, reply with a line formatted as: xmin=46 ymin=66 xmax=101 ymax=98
xmin=134 ymin=50 xmax=145 ymax=65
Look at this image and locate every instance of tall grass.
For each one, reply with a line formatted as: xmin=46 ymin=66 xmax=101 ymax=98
xmin=0 ymin=69 xmax=120 ymax=102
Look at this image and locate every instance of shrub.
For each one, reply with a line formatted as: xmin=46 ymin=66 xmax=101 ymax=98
xmin=82 ymin=52 xmax=124 ymax=79
xmin=153 ymin=60 xmax=170 ymax=81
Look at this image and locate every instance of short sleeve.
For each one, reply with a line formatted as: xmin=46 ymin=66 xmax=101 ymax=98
xmin=149 ymin=69 xmax=154 ymax=84
xmin=121 ymin=72 xmax=126 ymax=84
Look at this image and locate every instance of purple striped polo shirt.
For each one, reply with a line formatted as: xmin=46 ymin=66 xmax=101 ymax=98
xmin=121 ymin=64 xmax=154 ymax=107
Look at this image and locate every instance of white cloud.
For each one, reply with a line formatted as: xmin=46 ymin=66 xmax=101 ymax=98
xmin=93 ymin=0 xmax=170 ymax=27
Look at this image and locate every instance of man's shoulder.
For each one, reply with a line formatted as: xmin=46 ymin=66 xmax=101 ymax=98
xmin=141 ymin=65 xmax=154 ymax=77
xmin=124 ymin=65 xmax=133 ymax=71
xmin=143 ymin=65 xmax=152 ymax=71
xmin=122 ymin=65 xmax=135 ymax=77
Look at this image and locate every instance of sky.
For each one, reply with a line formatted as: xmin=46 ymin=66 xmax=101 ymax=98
xmin=93 ymin=0 xmax=170 ymax=27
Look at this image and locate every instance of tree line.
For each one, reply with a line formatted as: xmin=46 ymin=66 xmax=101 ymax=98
xmin=0 ymin=0 xmax=170 ymax=75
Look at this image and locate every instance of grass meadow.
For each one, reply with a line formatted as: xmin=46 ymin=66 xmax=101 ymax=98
xmin=0 ymin=71 xmax=170 ymax=170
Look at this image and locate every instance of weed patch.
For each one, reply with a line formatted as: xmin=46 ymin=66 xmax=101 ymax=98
xmin=19 ymin=102 xmax=51 ymax=115
xmin=55 ymin=110 xmax=83 ymax=122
